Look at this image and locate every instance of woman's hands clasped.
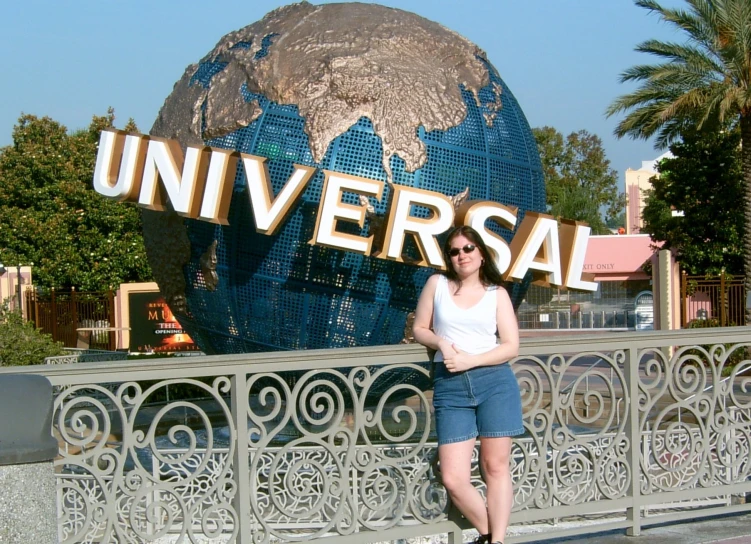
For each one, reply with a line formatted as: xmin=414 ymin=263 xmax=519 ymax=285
xmin=441 ymin=342 xmax=475 ymax=373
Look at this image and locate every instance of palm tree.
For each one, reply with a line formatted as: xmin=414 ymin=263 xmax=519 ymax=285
xmin=606 ymin=0 xmax=751 ymax=323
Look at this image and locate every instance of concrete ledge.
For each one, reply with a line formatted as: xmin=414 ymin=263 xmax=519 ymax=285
xmin=0 ymin=375 xmax=57 ymax=465
xmin=0 ymin=462 xmax=56 ymax=542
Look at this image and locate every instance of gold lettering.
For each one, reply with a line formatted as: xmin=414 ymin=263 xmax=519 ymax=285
xmin=457 ymin=200 xmax=518 ymax=274
xmin=91 ymin=130 xmax=598 ymax=291
xmin=241 ymin=154 xmax=316 ymax=235
xmin=92 ymin=128 xmax=147 ymax=201
xmin=559 ymin=219 xmax=596 ymax=290
xmin=311 ymin=171 xmax=384 ymax=254
xmin=379 ymin=185 xmax=454 ymax=268
xmin=138 ymin=137 xmax=210 ymax=218
xmin=506 ymin=212 xmax=563 ymax=287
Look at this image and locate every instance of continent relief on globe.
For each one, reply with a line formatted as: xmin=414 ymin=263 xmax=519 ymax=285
xmin=151 ymin=1 xmax=499 ymax=178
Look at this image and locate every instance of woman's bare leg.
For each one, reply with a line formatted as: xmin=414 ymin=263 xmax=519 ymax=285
xmin=438 ymin=438 xmax=489 ymax=535
xmin=480 ymin=436 xmax=513 ymax=542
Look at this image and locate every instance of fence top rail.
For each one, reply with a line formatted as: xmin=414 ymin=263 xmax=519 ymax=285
xmin=2 ymin=326 xmax=749 ymax=385
xmin=30 ymin=293 xmax=112 ymax=297
xmin=683 ymin=275 xmax=744 ymax=284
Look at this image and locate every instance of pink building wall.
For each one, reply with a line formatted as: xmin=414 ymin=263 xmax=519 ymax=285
xmin=583 ymin=234 xmax=657 ymax=281
xmin=582 ymin=234 xmax=680 ymax=329
xmin=627 ymin=184 xmax=642 ymax=234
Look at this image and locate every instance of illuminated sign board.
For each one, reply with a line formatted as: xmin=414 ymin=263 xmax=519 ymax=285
xmin=128 ymin=292 xmax=199 ymax=353
xmin=93 ymin=128 xmax=596 ymax=291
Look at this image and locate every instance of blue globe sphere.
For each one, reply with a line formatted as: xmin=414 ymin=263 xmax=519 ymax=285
xmin=145 ymin=3 xmax=546 ymax=357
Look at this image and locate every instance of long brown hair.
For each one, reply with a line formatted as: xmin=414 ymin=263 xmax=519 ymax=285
xmin=441 ymin=225 xmax=505 ymax=290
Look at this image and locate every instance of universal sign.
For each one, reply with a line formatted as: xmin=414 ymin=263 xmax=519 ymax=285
xmin=93 ymin=129 xmax=596 ymax=291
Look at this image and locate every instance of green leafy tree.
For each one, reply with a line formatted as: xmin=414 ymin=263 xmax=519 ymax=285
xmin=606 ymin=211 xmax=626 ymax=231
xmin=0 ymin=110 xmax=152 ymax=291
xmin=641 ymin=127 xmax=744 ymax=275
xmin=0 ymin=302 xmax=64 ymax=365
xmin=606 ymin=0 xmax=751 ymax=320
xmin=532 ymin=126 xmax=624 ymax=234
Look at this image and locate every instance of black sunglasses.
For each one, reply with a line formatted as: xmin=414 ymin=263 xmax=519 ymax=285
xmin=448 ymin=244 xmax=476 ymax=257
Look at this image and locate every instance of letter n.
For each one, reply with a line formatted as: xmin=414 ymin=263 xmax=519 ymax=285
xmin=138 ymin=137 xmax=212 ymax=218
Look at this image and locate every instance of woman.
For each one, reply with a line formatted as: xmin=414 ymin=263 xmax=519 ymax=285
xmin=412 ymin=225 xmax=523 ymax=544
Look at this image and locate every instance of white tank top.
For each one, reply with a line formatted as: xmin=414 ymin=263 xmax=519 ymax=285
xmin=432 ymin=274 xmax=498 ymax=362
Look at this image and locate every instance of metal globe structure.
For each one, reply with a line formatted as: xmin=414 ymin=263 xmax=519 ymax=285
xmin=144 ymin=3 xmax=546 ymax=365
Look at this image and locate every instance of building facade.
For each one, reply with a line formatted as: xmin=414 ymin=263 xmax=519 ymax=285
xmin=624 ymin=152 xmax=673 ymax=234
xmin=0 ymin=265 xmax=32 ymax=317
xmin=517 ymin=234 xmax=678 ymax=333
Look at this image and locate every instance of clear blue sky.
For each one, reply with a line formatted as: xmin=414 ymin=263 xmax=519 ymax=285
xmin=0 ymin=0 xmax=683 ymax=187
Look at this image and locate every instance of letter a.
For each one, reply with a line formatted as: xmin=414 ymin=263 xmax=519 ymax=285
xmin=505 ymin=212 xmax=563 ymax=287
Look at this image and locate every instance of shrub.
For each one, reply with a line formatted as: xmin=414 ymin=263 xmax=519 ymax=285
xmin=0 ymin=301 xmax=65 ymax=366
xmin=687 ymin=317 xmax=744 ymax=376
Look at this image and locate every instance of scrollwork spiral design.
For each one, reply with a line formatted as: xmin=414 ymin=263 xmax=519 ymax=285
xmin=51 ymin=333 xmax=751 ymax=542
xmin=513 ymin=351 xmax=630 ymax=509
xmin=55 ymin=377 xmax=235 ymax=543
xmin=639 ymin=343 xmax=751 ymax=497
xmin=246 ymin=363 xmax=435 ymax=541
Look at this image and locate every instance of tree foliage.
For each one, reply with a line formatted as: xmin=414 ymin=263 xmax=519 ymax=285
xmin=606 ymin=0 xmax=751 ymax=320
xmin=642 ymin=127 xmax=744 ymax=275
xmin=606 ymin=211 xmax=626 ymax=231
xmin=0 ymin=302 xmax=64 ymax=365
xmin=532 ymin=126 xmax=624 ymax=234
xmin=0 ymin=110 xmax=152 ymax=291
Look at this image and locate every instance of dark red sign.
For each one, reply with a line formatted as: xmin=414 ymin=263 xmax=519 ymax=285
xmin=128 ymin=292 xmax=200 ymax=353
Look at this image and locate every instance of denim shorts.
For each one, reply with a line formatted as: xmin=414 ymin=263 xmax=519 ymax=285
xmin=433 ymin=362 xmax=524 ymax=445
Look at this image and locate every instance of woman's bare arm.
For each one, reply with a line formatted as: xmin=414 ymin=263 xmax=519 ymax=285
xmin=412 ymin=274 xmax=454 ymax=356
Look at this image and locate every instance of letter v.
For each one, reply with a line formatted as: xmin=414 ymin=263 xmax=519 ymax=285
xmin=241 ymin=154 xmax=316 ymax=235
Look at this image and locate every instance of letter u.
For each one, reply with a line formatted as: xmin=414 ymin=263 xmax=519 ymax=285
xmin=92 ymin=128 xmax=147 ymax=201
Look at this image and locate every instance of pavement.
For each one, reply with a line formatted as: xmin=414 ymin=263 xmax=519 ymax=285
xmin=529 ymin=512 xmax=751 ymax=543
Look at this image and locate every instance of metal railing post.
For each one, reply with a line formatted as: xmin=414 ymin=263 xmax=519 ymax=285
xmin=446 ymin=523 xmax=462 ymax=543
xmin=71 ymin=287 xmax=78 ymax=346
xmin=50 ymin=288 xmax=57 ymax=343
xmin=33 ymin=287 xmax=39 ymax=327
xmin=681 ymin=271 xmax=687 ymax=327
xmin=231 ymin=372 xmax=252 ymax=542
xmin=108 ymin=289 xmax=116 ymax=350
xmin=625 ymin=346 xmax=642 ymax=536
xmin=15 ymin=264 xmax=22 ymax=314
xmin=720 ymin=270 xmax=727 ymax=326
